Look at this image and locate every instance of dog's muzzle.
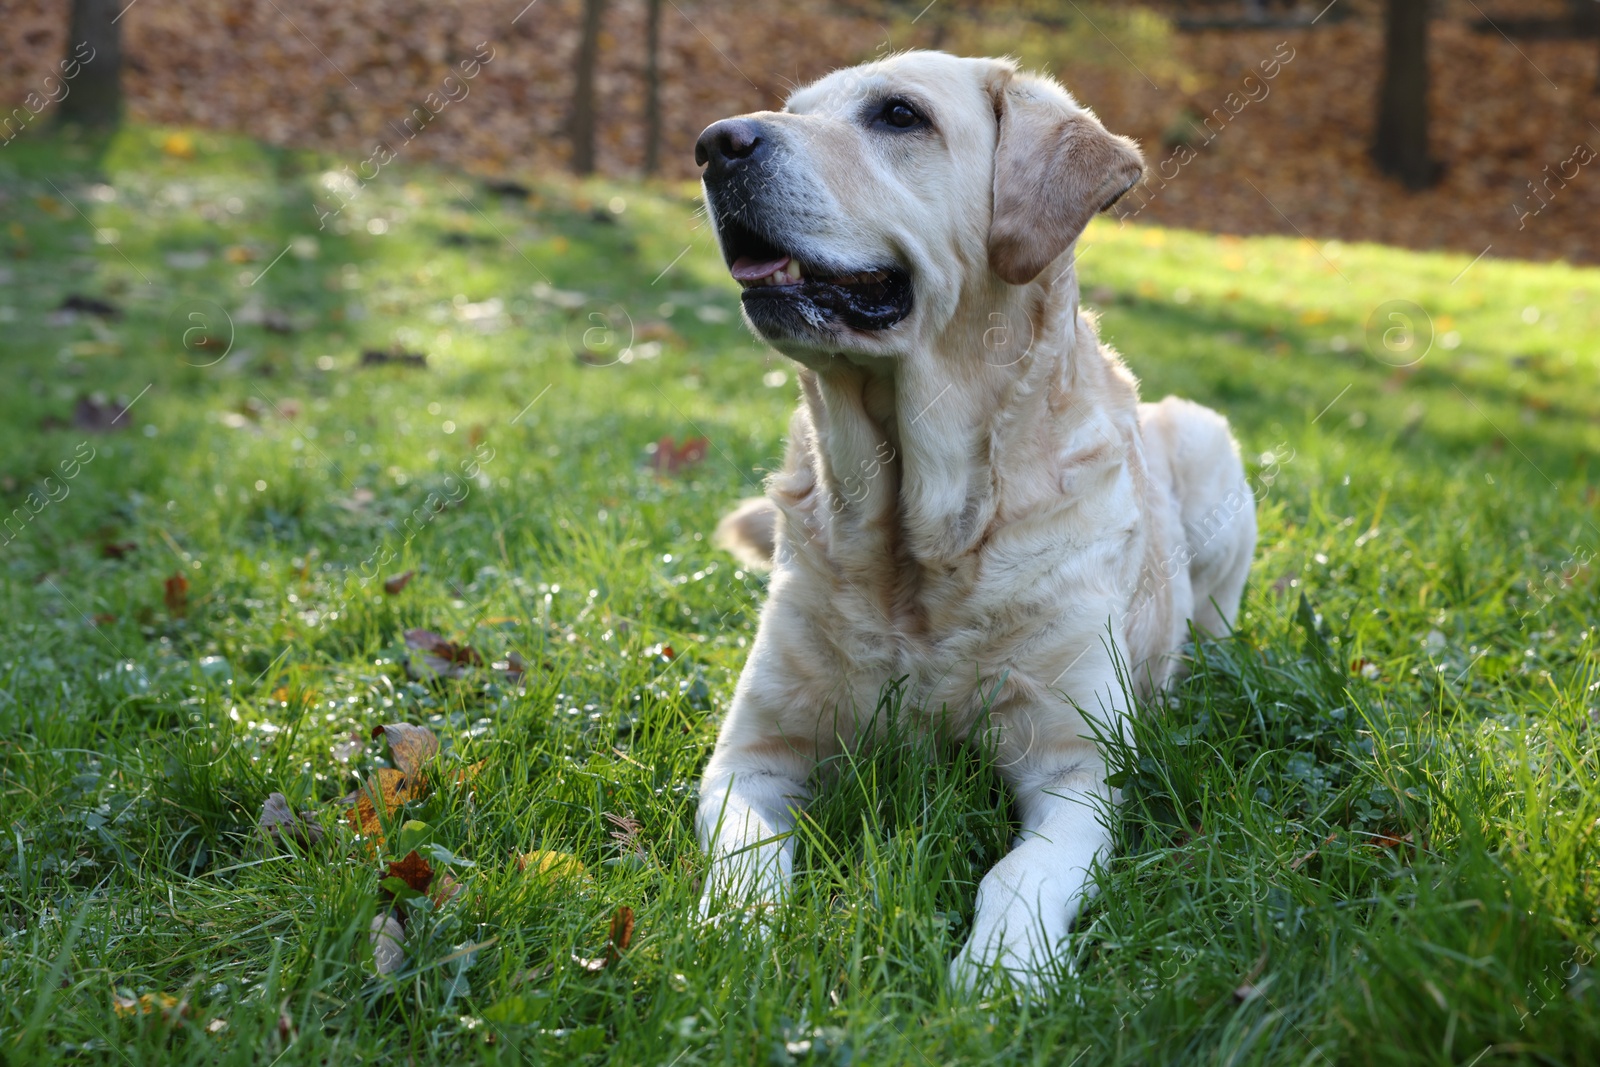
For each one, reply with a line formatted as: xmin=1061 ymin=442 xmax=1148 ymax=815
xmin=696 ymin=118 xmax=913 ymax=336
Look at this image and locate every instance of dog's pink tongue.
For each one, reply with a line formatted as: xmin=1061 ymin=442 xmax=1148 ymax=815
xmin=731 ymin=254 xmax=789 ymax=282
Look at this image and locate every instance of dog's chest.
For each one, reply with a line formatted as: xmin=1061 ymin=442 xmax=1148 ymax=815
xmin=786 ymin=494 xmax=1146 ymax=728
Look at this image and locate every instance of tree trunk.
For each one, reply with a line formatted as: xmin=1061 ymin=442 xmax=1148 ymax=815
xmin=1373 ymin=0 xmax=1437 ymax=190
xmin=569 ymin=0 xmax=606 ymax=175
xmin=57 ymin=0 xmax=123 ymax=129
xmin=643 ymin=0 xmax=663 ymax=175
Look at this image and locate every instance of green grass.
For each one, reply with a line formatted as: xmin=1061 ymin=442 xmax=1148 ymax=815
xmin=1 ymin=122 xmax=1598 ymax=1065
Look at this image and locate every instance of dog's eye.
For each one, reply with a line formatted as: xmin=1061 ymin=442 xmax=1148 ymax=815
xmin=875 ymin=99 xmax=924 ymax=131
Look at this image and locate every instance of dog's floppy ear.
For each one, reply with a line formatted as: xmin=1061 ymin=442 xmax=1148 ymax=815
xmin=987 ymin=71 xmax=1143 ymax=285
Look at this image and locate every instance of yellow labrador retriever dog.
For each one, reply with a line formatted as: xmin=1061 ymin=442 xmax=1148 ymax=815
xmin=692 ymin=51 xmax=1255 ymax=991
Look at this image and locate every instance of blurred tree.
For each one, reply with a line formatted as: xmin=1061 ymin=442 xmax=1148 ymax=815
xmin=644 ymin=0 xmax=663 ymax=174
xmin=1582 ymin=0 xmax=1600 ymax=93
xmin=57 ymin=0 xmax=122 ymax=129
xmin=1373 ymin=0 xmax=1437 ymax=189
xmin=570 ymin=0 xmax=606 ymax=174
xmin=1568 ymin=0 xmax=1600 ymax=34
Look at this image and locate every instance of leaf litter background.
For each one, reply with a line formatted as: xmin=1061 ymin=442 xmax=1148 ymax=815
xmin=4 ymin=0 xmax=1600 ymax=264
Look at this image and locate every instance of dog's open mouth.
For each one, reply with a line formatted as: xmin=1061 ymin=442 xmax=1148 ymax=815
xmin=717 ymin=218 xmax=912 ymax=332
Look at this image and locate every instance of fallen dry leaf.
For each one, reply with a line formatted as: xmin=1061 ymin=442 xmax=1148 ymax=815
xmin=648 ymin=435 xmax=708 ymax=475
xmin=346 ymin=768 xmax=419 ymax=842
xmin=608 ymin=905 xmax=635 ymax=958
xmin=449 ymin=759 xmax=487 ymax=786
xmin=58 ymin=294 xmax=122 ymax=320
xmin=370 ymin=912 xmax=405 ymax=975
xmin=361 ymin=348 xmax=427 ymax=368
xmin=1232 ymin=950 xmax=1269 ymax=1002
xmin=112 ymin=991 xmax=186 ymax=1019
xmin=403 ymin=628 xmax=483 ymax=679
xmin=386 ymin=850 xmax=434 ymax=895
xmin=494 ymin=651 xmax=527 ymax=680
xmin=259 ymin=792 xmax=324 ymax=849
xmin=383 ymin=569 xmax=415 ymax=595
xmin=52 ymin=392 xmax=132 ymax=433
xmin=573 ymin=905 xmax=635 ymax=972
xmin=431 ymin=870 xmax=464 ymax=906
xmin=371 ymin=722 xmax=440 ymax=779
xmin=1370 ymin=830 xmax=1414 ymax=850
xmin=161 ymin=131 xmax=196 ymax=159
xmin=517 ymin=849 xmax=587 ymax=881
xmin=344 ymin=724 xmax=441 ymax=844
xmin=164 ymin=572 xmax=189 ymax=617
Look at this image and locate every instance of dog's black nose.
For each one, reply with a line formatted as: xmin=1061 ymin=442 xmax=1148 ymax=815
xmin=695 ymin=119 xmax=767 ymax=177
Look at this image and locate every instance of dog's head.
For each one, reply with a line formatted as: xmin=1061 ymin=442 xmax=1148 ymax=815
xmin=695 ymin=51 xmax=1142 ymax=364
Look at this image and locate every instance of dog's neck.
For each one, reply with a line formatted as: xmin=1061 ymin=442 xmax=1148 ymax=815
xmin=794 ymin=259 xmax=1133 ymax=565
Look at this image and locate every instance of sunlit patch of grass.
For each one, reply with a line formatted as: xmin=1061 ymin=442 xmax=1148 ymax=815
xmin=0 ymin=123 xmax=1595 ymax=1064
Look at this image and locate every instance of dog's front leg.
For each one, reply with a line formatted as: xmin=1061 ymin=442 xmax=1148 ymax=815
xmin=951 ymin=741 xmax=1113 ymax=993
xmin=696 ymin=733 xmax=814 ymax=918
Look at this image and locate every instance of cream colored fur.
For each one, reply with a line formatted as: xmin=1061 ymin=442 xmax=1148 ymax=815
xmin=695 ymin=51 xmax=1256 ymax=993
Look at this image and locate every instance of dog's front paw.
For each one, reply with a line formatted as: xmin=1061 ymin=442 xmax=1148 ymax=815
xmin=695 ymin=892 xmax=781 ymax=937
xmin=949 ymin=928 xmax=1077 ymax=998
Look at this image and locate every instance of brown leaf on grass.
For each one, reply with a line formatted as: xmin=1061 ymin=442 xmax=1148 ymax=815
xmin=101 ymin=540 xmax=137 ymax=560
xmin=346 ymin=768 xmax=419 ymax=841
xmin=345 ymin=724 xmax=440 ymax=845
xmin=386 ymin=850 xmax=434 ymax=895
xmin=1370 ymin=830 xmax=1414 ymax=850
xmin=647 ymin=435 xmax=708 ymax=474
xmin=371 ymin=722 xmax=440 ymax=779
xmin=112 ymin=991 xmax=186 ymax=1019
xmin=608 ymin=906 xmax=635 ymax=957
xmin=59 ymin=294 xmax=122 ymax=320
xmin=1233 ymin=951 xmax=1269 ymax=1002
xmin=258 ymin=792 xmax=324 ymax=849
xmin=431 ymin=870 xmax=464 ymax=906
xmin=64 ymin=393 xmax=133 ymax=433
xmin=493 ymin=650 xmax=527 ymax=680
xmin=449 ymin=759 xmax=487 ymax=786
xmin=370 ymin=912 xmax=405 ymax=975
xmin=361 ymin=348 xmax=427 ymax=368
xmin=403 ymin=628 xmax=483 ymax=679
xmin=164 ymin=572 xmax=189 ymax=617
xmin=573 ymin=906 xmax=636 ymax=972
xmin=383 ymin=569 xmax=415 ymax=595
xmin=1289 ymin=832 xmax=1341 ymax=871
